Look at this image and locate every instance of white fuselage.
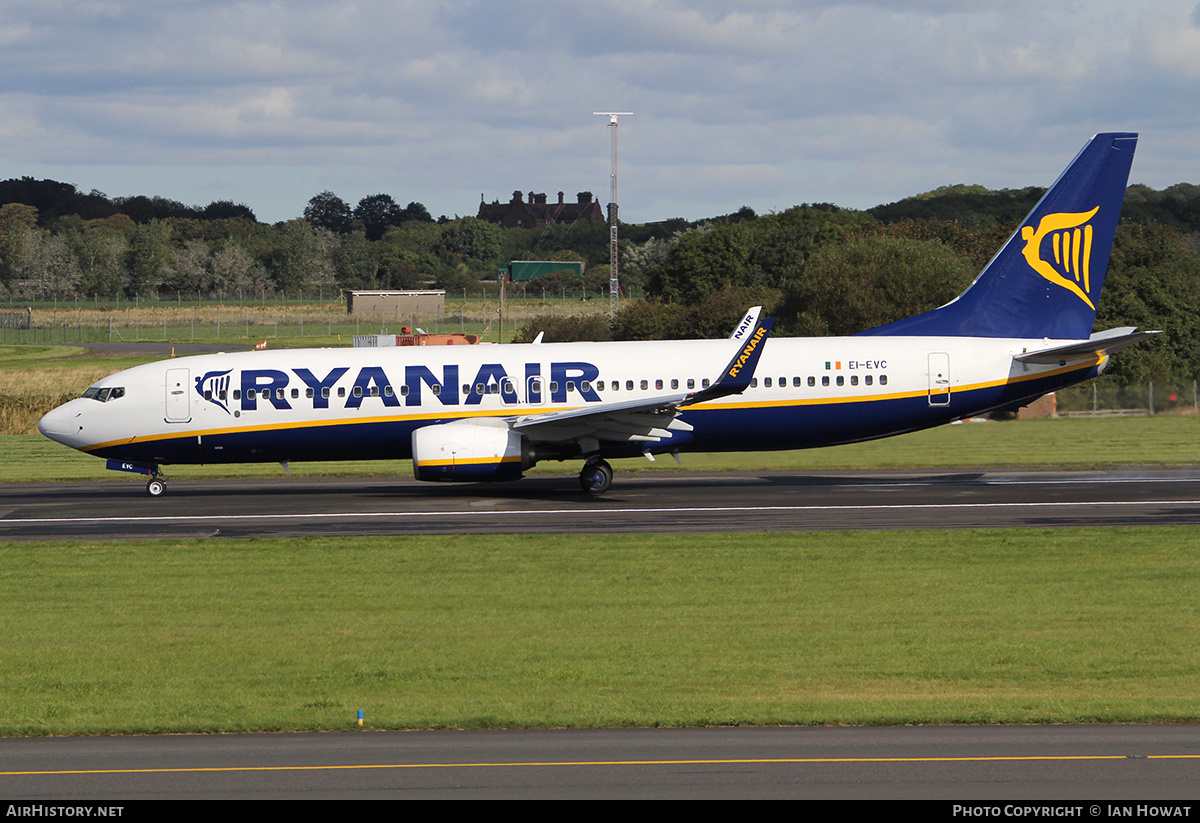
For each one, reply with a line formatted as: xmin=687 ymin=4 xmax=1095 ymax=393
xmin=38 ymin=335 xmax=1100 ymax=470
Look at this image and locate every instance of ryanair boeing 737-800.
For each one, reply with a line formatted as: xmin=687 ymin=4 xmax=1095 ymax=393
xmin=38 ymin=133 xmax=1156 ymax=496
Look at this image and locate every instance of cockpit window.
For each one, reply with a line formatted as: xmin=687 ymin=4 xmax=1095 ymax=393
xmin=82 ymin=386 xmax=125 ymax=402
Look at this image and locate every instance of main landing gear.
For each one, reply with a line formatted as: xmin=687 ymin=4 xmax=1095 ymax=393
xmin=578 ymin=458 xmax=613 ymax=494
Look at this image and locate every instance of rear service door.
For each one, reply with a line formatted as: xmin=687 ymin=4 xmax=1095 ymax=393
xmin=928 ymin=353 xmax=950 ymax=406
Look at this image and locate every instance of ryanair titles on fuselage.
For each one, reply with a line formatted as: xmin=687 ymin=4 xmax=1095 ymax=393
xmin=197 ymin=361 xmax=604 ymax=415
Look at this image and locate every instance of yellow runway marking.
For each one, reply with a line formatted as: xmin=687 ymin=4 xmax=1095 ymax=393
xmin=4 ymin=753 xmax=1197 ymax=776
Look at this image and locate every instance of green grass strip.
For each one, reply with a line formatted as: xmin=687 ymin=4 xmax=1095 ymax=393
xmin=2 ymin=527 xmax=1198 ymax=735
xmin=5 ymin=415 xmax=1198 ymax=483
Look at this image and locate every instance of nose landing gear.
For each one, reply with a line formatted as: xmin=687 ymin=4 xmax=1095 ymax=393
xmin=146 ymin=467 xmax=168 ymax=497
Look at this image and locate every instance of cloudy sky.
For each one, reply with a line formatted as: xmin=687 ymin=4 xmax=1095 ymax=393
xmin=1 ymin=0 xmax=1197 ymax=224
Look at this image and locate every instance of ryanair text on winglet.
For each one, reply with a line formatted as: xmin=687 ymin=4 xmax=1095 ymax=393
xmin=727 ymin=326 xmax=768 ymax=379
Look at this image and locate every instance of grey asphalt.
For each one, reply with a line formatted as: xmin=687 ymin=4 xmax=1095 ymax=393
xmin=3 ymin=725 xmax=1199 ymax=799
xmin=3 ymin=468 xmax=1200 ymax=540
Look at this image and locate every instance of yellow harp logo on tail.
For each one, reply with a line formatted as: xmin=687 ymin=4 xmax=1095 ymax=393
xmin=1020 ymin=207 xmax=1100 ymax=309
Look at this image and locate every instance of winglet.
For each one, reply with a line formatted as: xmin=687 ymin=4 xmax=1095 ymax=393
xmin=729 ymin=306 xmax=762 ymax=341
xmin=684 ymin=314 xmax=774 ymax=406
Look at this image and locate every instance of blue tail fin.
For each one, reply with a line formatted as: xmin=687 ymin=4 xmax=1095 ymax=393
xmin=859 ymin=133 xmax=1137 ymax=339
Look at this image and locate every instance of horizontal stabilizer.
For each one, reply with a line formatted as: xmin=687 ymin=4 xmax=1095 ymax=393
xmin=1013 ymin=327 xmax=1161 ymax=364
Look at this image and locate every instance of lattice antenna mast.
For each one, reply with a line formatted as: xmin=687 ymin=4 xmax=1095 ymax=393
xmin=594 ymin=112 xmax=632 ymax=321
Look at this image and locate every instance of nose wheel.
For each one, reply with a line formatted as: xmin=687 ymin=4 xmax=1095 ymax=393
xmin=578 ymin=458 xmax=613 ymax=494
xmin=145 ymin=468 xmax=168 ymax=497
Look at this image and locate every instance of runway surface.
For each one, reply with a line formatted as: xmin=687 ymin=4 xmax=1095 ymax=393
xmin=3 ymin=725 xmax=1200 ymax=799
xmin=3 ymin=468 xmax=1200 ymax=540
xmin=5 ymin=471 xmax=1200 ymax=800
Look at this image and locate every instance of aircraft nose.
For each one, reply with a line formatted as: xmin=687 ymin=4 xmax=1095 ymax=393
xmin=37 ymin=403 xmax=82 ymax=444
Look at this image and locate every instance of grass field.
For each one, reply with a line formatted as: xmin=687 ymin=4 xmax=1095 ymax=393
xmin=2 ymin=528 xmax=1197 ymax=735
xmin=3 ymin=340 xmax=1199 ymax=736
xmin=0 ymin=294 xmax=605 ymax=349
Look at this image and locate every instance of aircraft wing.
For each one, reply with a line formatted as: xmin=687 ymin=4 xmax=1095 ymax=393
xmin=1013 ymin=327 xmax=1161 ymax=364
xmin=510 ymin=314 xmax=774 ymax=446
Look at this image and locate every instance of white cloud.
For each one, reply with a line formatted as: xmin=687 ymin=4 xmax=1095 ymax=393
xmin=0 ymin=0 xmax=1195 ymax=222
xmin=1134 ymin=1 xmax=1200 ymax=79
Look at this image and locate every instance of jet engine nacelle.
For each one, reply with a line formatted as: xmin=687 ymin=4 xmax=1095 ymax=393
xmin=412 ymin=419 xmax=531 ymax=483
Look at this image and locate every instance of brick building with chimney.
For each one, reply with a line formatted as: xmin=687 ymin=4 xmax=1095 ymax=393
xmin=478 ymin=190 xmax=606 ymax=229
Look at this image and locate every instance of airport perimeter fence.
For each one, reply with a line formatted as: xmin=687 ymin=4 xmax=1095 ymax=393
xmin=1050 ymin=380 xmax=1198 ymax=417
xmin=0 ymin=290 xmax=610 ymax=347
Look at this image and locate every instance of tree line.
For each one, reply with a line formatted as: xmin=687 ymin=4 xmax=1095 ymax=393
xmin=533 ymin=188 xmax=1200 ymax=383
xmin=0 ymin=178 xmax=614 ymax=301
xmin=1 ymin=174 xmax=1198 ymax=381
